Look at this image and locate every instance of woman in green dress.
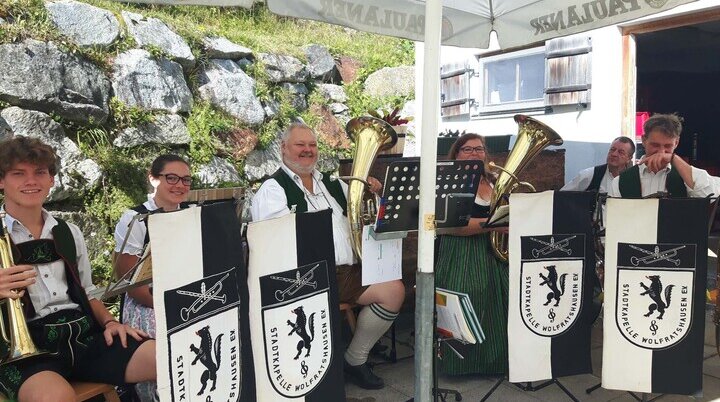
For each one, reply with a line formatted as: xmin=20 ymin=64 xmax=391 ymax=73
xmin=436 ymin=133 xmax=509 ymax=375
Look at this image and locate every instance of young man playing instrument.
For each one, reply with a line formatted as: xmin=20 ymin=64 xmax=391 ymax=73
xmin=0 ymin=136 xmax=156 ymax=402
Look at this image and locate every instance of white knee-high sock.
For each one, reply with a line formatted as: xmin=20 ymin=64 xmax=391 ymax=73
xmin=344 ymin=303 xmax=398 ymax=366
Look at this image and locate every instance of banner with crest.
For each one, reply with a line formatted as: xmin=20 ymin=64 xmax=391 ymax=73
xmin=246 ymin=210 xmax=345 ymax=402
xmin=508 ymin=191 xmax=598 ymax=382
xmin=603 ymin=198 xmax=708 ymax=395
xmin=150 ymin=202 xmax=251 ymax=401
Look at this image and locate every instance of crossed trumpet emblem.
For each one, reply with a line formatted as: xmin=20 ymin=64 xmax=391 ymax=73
xmin=177 ymin=273 xmax=230 ymax=322
xmin=530 ymin=236 xmax=576 ymax=258
xmin=271 ymin=264 xmax=320 ymax=302
xmin=629 ymin=245 xmax=685 ymax=266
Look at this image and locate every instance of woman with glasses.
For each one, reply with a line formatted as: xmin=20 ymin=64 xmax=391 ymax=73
xmin=435 ymin=133 xmax=509 ymax=376
xmin=113 ymin=154 xmax=192 ymax=401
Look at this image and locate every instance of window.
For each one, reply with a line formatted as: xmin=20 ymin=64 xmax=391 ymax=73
xmin=477 ymin=47 xmax=545 ymax=114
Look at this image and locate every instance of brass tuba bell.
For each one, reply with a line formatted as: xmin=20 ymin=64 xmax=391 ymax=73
xmin=486 ymin=115 xmax=563 ymax=262
xmin=0 ymin=212 xmax=47 ymax=364
xmin=345 ymin=116 xmax=398 ymax=259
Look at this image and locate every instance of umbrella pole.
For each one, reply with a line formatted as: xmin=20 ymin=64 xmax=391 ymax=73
xmin=415 ymin=0 xmax=442 ymax=401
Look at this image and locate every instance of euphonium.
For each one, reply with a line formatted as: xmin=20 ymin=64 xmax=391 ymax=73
xmin=486 ymin=115 xmax=563 ymax=262
xmin=345 ymin=116 xmax=398 ymax=259
xmin=0 ymin=212 xmax=47 ymax=364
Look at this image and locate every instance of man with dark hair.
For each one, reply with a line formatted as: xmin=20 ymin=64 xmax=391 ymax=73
xmin=562 ymin=136 xmax=635 ymax=193
xmin=0 ymin=136 xmax=156 ymax=402
xmin=608 ymin=113 xmax=719 ymax=198
xmin=251 ymin=123 xmax=405 ymax=390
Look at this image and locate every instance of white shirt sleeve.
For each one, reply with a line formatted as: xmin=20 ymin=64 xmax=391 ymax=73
xmin=114 ymin=209 xmax=146 ymax=256
xmin=687 ymin=166 xmax=717 ymax=198
xmin=250 ymin=179 xmax=292 ymax=221
xmin=68 ymin=222 xmax=98 ymax=300
xmin=561 ymin=167 xmax=594 ymax=191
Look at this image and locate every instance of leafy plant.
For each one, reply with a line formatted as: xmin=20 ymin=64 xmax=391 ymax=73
xmin=369 ymin=106 xmax=413 ymax=126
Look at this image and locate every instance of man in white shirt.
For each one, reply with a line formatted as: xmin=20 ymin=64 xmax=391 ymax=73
xmin=608 ymin=114 xmax=719 ymax=198
xmin=251 ymin=123 xmax=405 ymax=390
xmin=562 ymin=137 xmax=635 ymax=193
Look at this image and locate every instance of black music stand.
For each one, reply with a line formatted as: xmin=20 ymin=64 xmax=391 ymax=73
xmin=387 ymin=159 xmax=481 ymax=402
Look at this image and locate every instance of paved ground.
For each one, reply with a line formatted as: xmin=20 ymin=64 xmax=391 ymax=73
xmin=345 ymin=238 xmax=720 ymax=401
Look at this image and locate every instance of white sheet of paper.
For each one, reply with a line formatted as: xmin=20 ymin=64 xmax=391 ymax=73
xmin=361 ymin=225 xmax=402 ymax=286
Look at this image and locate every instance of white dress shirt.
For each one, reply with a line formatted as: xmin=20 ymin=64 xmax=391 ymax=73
xmin=561 ymin=165 xmax=613 ymax=193
xmin=2 ymin=208 xmax=97 ymax=320
xmin=251 ymin=163 xmax=356 ymax=266
xmin=608 ymin=163 xmax=719 ymax=198
xmin=114 ymin=196 xmax=160 ymax=256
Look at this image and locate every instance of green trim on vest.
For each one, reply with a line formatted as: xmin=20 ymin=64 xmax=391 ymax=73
xmin=618 ymin=164 xmax=687 ymax=198
xmin=270 ymin=168 xmax=347 ymax=215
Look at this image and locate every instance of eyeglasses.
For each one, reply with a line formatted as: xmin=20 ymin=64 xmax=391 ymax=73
xmin=459 ymin=146 xmax=486 ymax=154
xmin=159 ymin=173 xmax=192 ymax=186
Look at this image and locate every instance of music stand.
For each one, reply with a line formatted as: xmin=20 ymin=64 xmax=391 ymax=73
xmin=385 ymin=159 xmax=481 ymax=402
xmin=374 ymin=158 xmax=483 ymax=236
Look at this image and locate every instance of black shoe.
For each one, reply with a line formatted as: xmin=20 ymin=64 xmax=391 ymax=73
xmin=344 ymin=361 xmax=385 ymax=390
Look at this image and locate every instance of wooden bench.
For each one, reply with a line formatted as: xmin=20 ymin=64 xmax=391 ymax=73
xmin=0 ymin=381 xmax=119 ymax=402
xmin=339 ymin=302 xmax=357 ymax=333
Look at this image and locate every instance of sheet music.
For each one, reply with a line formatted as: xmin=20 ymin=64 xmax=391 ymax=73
xmin=130 ymin=246 xmax=153 ymax=284
xmin=361 ymin=225 xmax=402 ymax=286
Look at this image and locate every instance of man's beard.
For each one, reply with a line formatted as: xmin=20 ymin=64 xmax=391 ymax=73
xmin=285 ymin=158 xmax=317 ymax=175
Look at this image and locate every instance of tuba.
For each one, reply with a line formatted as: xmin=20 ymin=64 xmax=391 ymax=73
xmin=486 ymin=115 xmax=564 ymax=262
xmin=345 ymin=116 xmax=398 ymax=259
xmin=0 ymin=212 xmax=47 ymax=364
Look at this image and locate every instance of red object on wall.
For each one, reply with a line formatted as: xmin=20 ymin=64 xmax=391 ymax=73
xmin=636 ymin=112 xmax=650 ymax=140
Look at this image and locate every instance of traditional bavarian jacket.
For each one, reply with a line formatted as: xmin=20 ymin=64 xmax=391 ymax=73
xmin=250 ymin=163 xmax=356 ymax=266
xmin=608 ymin=162 xmax=717 ymax=198
xmin=561 ymin=164 xmax=613 ymax=193
xmin=2 ymin=208 xmax=98 ymax=326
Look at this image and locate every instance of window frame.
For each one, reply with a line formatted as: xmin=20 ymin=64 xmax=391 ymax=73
xmin=475 ymin=46 xmax=546 ymax=115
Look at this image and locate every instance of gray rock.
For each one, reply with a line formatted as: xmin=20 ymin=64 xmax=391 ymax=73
xmin=317 ymin=83 xmax=347 ymax=103
xmin=198 ymin=59 xmax=264 ymax=125
xmin=262 ymin=99 xmax=280 ymax=119
xmin=196 ymin=156 xmax=241 ymax=187
xmin=112 ymin=49 xmax=193 ymax=113
xmin=0 ymin=17 xmax=5 ymax=25
xmin=244 ymin=138 xmax=282 ymax=182
xmin=363 ymin=66 xmax=415 ymax=98
xmin=0 ymin=107 xmax=102 ymax=201
xmin=0 ymin=40 xmax=110 ymax=123
xmin=113 ymin=114 xmax=190 ymax=148
xmin=329 ymin=102 xmax=349 ymax=114
xmin=46 ymin=0 xmax=120 ymax=47
xmin=281 ymin=83 xmax=308 ymax=112
xmin=304 ymin=44 xmax=339 ymax=82
xmin=258 ymin=53 xmax=308 ymax=83
xmin=122 ymin=11 xmax=195 ymax=71
xmin=203 ymin=36 xmax=253 ymax=60
xmin=236 ymin=58 xmax=253 ymax=70
xmin=0 ymin=116 xmax=11 ymax=141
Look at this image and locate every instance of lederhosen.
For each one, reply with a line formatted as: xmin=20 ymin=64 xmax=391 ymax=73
xmin=270 ymin=169 xmax=367 ymax=302
xmin=618 ymin=164 xmax=687 ymax=198
xmin=587 ymin=164 xmax=607 ymax=192
xmin=0 ymin=219 xmax=142 ymax=398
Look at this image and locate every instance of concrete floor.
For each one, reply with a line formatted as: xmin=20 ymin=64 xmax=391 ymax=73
xmin=345 ymin=238 xmax=720 ymax=402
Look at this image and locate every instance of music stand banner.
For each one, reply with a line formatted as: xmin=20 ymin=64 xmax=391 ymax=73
xmin=508 ymin=191 xmax=597 ymax=382
xmin=151 ymin=202 xmax=248 ymax=401
xmin=603 ymin=198 xmax=708 ymax=395
xmin=246 ymin=210 xmax=345 ymax=402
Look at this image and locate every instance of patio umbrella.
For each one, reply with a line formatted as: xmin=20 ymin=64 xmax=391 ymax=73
xmin=114 ymin=0 xmax=696 ymax=400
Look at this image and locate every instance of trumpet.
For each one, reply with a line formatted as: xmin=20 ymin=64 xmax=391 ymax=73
xmin=0 ymin=212 xmax=47 ymax=364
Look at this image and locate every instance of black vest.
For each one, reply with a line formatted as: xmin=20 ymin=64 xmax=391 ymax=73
xmin=617 ymin=164 xmax=687 ymax=198
xmin=270 ymin=168 xmax=348 ymax=215
xmin=587 ymin=164 xmax=607 ymax=192
xmin=12 ymin=219 xmax=99 ymax=329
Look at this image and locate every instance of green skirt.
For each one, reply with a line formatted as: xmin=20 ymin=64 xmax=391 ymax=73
xmin=435 ymin=233 xmax=509 ymax=375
